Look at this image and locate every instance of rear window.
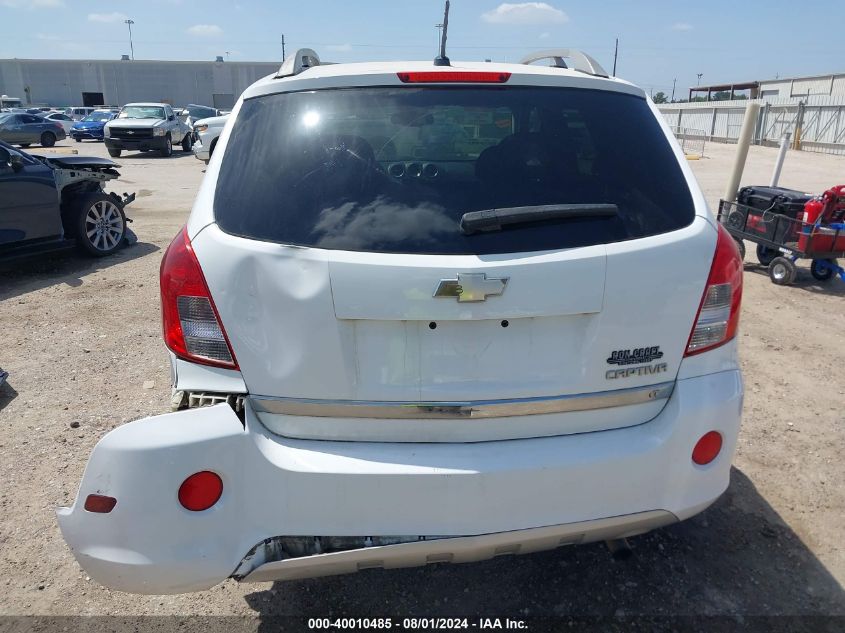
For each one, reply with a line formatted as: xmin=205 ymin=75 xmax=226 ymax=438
xmin=215 ymin=87 xmax=694 ymax=255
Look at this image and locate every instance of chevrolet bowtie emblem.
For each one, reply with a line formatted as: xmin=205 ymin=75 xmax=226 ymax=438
xmin=434 ymin=273 xmax=509 ymax=302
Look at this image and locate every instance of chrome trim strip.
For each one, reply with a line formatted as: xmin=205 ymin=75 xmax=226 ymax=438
xmin=251 ymin=381 xmax=674 ymax=420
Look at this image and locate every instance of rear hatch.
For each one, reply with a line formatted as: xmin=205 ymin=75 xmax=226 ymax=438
xmin=193 ymin=78 xmax=715 ymax=441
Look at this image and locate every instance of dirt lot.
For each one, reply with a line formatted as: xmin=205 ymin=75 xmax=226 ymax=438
xmin=0 ymin=139 xmax=843 ymax=624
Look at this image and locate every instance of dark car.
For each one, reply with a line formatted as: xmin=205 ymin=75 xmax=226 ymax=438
xmin=0 ymin=112 xmax=67 ymax=147
xmin=0 ymin=140 xmax=134 ymax=258
xmin=71 ymin=109 xmax=118 ymax=142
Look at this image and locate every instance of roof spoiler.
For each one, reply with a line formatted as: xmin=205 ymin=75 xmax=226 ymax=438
xmin=275 ymin=48 xmax=321 ymax=79
xmin=519 ymin=49 xmax=608 ymax=78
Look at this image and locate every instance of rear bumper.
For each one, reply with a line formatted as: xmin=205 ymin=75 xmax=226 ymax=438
xmin=57 ymin=369 xmax=742 ymax=594
xmin=105 ymin=137 xmax=167 ymax=152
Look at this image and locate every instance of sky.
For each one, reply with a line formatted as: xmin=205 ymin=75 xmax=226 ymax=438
xmin=1 ymin=0 xmax=844 ymax=97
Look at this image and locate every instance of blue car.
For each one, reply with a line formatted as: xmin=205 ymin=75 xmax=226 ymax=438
xmin=71 ymin=110 xmax=118 ymax=142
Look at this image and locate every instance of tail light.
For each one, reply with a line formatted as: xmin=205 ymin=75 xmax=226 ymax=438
xmin=685 ymin=224 xmax=743 ymax=356
xmin=160 ymin=227 xmax=238 ymax=369
xmin=397 ymin=71 xmax=511 ymax=83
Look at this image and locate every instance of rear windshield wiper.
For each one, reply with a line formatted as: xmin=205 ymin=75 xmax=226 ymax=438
xmin=460 ymin=204 xmax=618 ymax=235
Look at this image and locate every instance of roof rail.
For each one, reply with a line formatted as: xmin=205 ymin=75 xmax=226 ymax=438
xmin=275 ymin=48 xmax=320 ymax=79
xmin=519 ymin=49 xmax=608 ymax=78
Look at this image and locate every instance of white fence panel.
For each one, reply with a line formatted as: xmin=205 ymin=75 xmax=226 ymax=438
xmin=658 ymin=99 xmax=845 ymax=156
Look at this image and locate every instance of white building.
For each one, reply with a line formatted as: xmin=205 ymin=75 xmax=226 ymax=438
xmin=0 ymin=58 xmax=281 ymax=109
xmin=757 ymin=72 xmax=845 ymax=102
xmin=689 ymin=71 xmax=845 ymax=103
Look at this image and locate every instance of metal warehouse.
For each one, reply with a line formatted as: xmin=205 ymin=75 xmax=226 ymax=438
xmin=689 ymin=71 xmax=845 ymax=103
xmin=0 ymin=58 xmax=280 ymax=109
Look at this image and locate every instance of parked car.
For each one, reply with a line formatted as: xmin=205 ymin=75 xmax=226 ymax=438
xmin=64 ymin=107 xmax=97 ymax=121
xmin=58 ymin=49 xmax=744 ymax=594
xmin=0 ymin=112 xmax=66 ymax=147
xmin=192 ymin=114 xmax=229 ymax=163
xmin=71 ymin=109 xmax=118 ymax=142
xmin=43 ymin=111 xmax=75 ymax=135
xmin=104 ymin=102 xmax=193 ymax=158
xmin=0 ymin=140 xmax=134 ymax=258
xmin=181 ymin=103 xmax=226 ymax=128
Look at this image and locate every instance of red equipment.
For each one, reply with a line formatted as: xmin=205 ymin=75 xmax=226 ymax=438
xmin=798 ymin=185 xmax=845 ymax=252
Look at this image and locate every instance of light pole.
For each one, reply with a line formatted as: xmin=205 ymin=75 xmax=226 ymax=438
xmin=125 ymin=19 xmax=135 ymax=60
xmin=697 ymin=73 xmax=703 ymax=86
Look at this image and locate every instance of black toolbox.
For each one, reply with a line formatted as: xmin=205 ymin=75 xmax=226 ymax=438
xmin=737 ymin=186 xmax=813 ymax=242
xmin=737 ymin=186 xmax=812 ymax=218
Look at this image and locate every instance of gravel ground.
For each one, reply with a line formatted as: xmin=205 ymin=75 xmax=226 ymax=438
xmin=0 ymin=140 xmax=843 ymax=625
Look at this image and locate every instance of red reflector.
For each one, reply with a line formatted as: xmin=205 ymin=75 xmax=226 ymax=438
xmin=84 ymin=494 xmax=117 ymax=513
xmin=397 ymin=71 xmax=511 ymax=84
xmin=692 ymin=431 xmax=723 ymax=465
xmin=178 ymin=471 xmax=223 ymax=512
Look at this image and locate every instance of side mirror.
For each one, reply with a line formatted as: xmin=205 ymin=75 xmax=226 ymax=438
xmin=168 ymin=114 xmax=175 ymax=121
xmin=10 ymin=154 xmax=24 ymax=172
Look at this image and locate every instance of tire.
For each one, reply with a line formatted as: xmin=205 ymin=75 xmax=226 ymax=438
xmin=18 ymin=143 xmax=30 ymax=148
xmin=208 ymin=138 xmax=217 ymax=158
xmin=160 ymin=135 xmax=173 ymax=157
xmin=40 ymin=131 xmax=56 ymax=147
xmin=74 ymin=193 xmax=127 ymax=257
xmin=756 ymin=244 xmax=778 ymax=266
xmin=768 ymin=257 xmax=797 ymax=285
xmin=734 ymin=238 xmax=745 ymax=261
xmin=810 ymin=259 xmax=836 ymax=282
xmin=74 ymin=137 xmax=81 ymax=143
xmin=181 ymin=133 xmax=193 ymax=152
xmin=107 ymin=148 xmax=121 ymax=158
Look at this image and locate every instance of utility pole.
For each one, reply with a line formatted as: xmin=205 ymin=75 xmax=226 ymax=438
xmin=125 ymin=19 xmax=135 ymax=60
xmin=281 ymin=34 xmax=286 ymax=60
xmin=671 ymin=78 xmax=677 ymax=102
xmin=612 ymin=38 xmax=618 ymax=76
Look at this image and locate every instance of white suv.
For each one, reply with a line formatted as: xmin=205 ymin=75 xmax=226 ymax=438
xmin=58 ymin=49 xmax=744 ymax=594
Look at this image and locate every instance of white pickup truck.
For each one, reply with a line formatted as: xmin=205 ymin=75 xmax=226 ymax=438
xmin=104 ymin=103 xmax=193 ymax=158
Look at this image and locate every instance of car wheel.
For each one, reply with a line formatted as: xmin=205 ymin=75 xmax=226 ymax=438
xmin=160 ymin=135 xmax=173 ymax=157
xmin=107 ymin=148 xmax=122 ymax=158
xmin=768 ymin=257 xmax=797 ymax=285
xmin=75 ymin=193 xmax=127 ymax=257
xmin=19 ymin=143 xmax=30 ymax=148
xmin=74 ymin=137 xmax=81 ymax=143
xmin=181 ymin=133 xmax=193 ymax=152
xmin=810 ymin=259 xmax=836 ymax=281
xmin=208 ymin=138 xmax=217 ymax=158
xmin=756 ymin=244 xmax=778 ymax=266
xmin=733 ymin=238 xmax=745 ymax=261
xmin=40 ymin=131 xmax=56 ymax=147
